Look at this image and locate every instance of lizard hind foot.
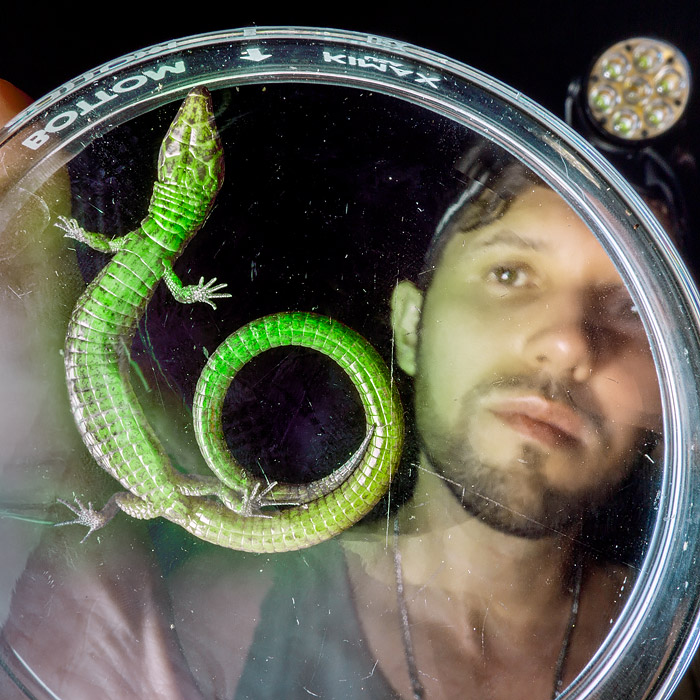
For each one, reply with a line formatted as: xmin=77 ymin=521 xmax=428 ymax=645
xmin=55 ymin=495 xmax=119 ymax=543
xmin=239 ymin=482 xmax=280 ymax=518
xmin=241 ymin=481 xmax=302 ymax=516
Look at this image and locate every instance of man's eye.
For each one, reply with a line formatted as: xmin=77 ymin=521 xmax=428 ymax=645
xmin=616 ymin=300 xmax=644 ymax=331
xmin=487 ymin=265 xmax=533 ymax=288
xmin=609 ymin=292 xmax=640 ymax=320
xmin=597 ymin=292 xmax=645 ymax=336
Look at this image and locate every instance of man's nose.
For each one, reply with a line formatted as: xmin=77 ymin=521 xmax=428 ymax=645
xmin=523 ymin=308 xmax=593 ymax=383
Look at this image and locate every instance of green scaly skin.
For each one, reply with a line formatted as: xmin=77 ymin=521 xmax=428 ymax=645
xmin=57 ymin=87 xmax=403 ymax=553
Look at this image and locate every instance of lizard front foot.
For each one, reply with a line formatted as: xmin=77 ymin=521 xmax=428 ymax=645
xmin=188 ymin=276 xmax=231 ymax=309
xmin=55 ymin=216 xmax=89 ymax=245
xmin=161 ymin=260 xmax=232 ymax=309
xmin=55 ymin=495 xmax=120 ymax=542
xmin=55 ymin=215 xmax=123 ymax=253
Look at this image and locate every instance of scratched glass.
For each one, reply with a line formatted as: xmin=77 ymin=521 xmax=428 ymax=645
xmin=0 ymin=28 xmax=698 ymax=700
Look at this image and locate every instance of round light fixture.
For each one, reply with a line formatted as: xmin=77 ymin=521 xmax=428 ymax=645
xmin=586 ymin=37 xmax=691 ymax=140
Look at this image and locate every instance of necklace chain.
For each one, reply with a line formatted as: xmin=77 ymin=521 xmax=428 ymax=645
xmin=392 ymin=516 xmax=584 ymax=700
xmin=393 ymin=517 xmax=426 ymax=699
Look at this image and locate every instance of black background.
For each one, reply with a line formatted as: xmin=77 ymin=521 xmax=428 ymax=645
xmin=3 ymin=2 xmax=699 ymax=263
xmin=1 ymin=3 xmax=697 ymax=121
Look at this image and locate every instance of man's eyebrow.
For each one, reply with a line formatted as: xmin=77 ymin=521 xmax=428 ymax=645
xmin=470 ymin=228 xmax=546 ymax=251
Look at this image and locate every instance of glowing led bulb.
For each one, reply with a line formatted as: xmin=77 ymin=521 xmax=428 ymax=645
xmin=633 ymin=43 xmax=662 ymax=72
xmin=645 ymin=101 xmax=671 ymax=129
xmin=656 ymin=68 xmax=685 ymax=97
xmin=601 ymin=53 xmax=630 ymax=81
xmin=623 ymin=77 xmax=651 ymax=105
xmin=612 ymin=109 xmax=640 ymax=137
xmin=590 ymin=84 xmax=618 ymax=113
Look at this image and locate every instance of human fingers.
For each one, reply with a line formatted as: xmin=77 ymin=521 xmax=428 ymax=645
xmin=0 ymin=79 xmax=32 ymax=127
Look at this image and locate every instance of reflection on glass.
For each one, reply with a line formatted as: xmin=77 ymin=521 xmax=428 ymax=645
xmin=0 ymin=85 xmax=662 ymax=700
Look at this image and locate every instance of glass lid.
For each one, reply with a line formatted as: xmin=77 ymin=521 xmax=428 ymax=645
xmin=0 ymin=27 xmax=699 ymax=700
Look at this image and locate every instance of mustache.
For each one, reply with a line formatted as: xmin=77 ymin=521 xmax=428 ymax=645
xmin=485 ymin=373 xmax=607 ymax=435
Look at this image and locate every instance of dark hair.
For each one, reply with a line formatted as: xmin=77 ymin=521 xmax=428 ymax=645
xmin=417 ymin=144 xmax=544 ymax=290
xmin=417 ymin=142 xmax=687 ymax=293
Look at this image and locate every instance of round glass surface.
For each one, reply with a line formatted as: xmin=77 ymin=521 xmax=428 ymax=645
xmin=0 ymin=27 xmax=699 ymax=700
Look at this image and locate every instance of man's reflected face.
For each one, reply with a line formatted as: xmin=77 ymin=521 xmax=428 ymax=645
xmin=393 ymin=187 xmax=661 ymax=536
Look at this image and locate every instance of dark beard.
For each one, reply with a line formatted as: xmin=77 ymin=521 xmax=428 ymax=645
xmin=413 ymin=373 xmax=636 ymax=539
xmin=417 ymin=436 xmax=612 ymax=539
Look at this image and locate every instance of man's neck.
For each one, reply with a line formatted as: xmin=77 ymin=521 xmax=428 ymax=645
xmin=398 ymin=464 xmax=575 ymax=619
xmin=344 ymin=460 xmax=576 ymax=625
xmin=342 ymin=460 xmax=592 ymax=699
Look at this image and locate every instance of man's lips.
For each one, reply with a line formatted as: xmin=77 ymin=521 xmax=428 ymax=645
xmin=488 ymin=395 xmax=589 ymax=449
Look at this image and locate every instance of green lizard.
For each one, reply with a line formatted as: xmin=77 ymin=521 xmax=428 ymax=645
xmin=56 ymin=87 xmax=403 ymax=553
